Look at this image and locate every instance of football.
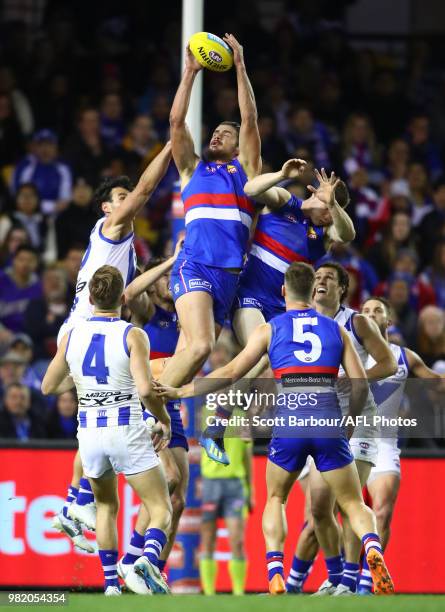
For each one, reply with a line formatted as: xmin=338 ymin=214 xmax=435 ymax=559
xmin=189 ymin=32 xmax=233 ymax=72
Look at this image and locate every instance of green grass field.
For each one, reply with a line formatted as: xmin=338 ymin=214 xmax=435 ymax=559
xmin=24 ymin=594 xmax=445 ymax=612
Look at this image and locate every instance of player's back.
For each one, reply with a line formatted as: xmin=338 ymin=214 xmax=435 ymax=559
xmin=143 ymin=305 xmax=179 ymax=359
xmin=268 ymin=307 xmax=343 ymax=414
xmin=66 ymin=316 xmax=142 ymax=428
xmin=180 ymin=159 xmax=255 ymax=268
xmin=67 ymin=218 xmax=136 ymax=325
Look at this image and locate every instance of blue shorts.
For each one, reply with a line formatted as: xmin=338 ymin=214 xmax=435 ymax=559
xmin=268 ymin=435 xmax=353 ymax=473
xmin=143 ymin=401 xmax=189 ymax=452
xmin=171 ymin=258 xmax=239 ymax=326
xmin=234 ymin=290 xmax=285 ymax=323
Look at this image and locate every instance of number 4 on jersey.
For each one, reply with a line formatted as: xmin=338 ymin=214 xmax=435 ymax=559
xmin=82 ymin=333 xmax=109 ymax=384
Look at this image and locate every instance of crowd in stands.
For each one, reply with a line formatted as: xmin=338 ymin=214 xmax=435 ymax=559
xmin=1 ymin=1 xmax=445 ymax=442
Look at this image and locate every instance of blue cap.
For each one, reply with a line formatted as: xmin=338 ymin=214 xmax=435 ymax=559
xmin=33 ymin=129 xmax=58 ymax=143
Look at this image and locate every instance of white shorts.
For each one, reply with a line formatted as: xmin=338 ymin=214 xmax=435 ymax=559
xmin=368 ymin=439 xmax=401 ymax=483
xmin=349 ymin=437 xmax=378 ymax=466
xmin=78 ymin=422 xmax=159 ymax=478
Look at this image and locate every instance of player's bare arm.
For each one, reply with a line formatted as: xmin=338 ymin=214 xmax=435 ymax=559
xmin=223 ymin=34 xmax=261 ymax=179
xmin=156 ymin=323 xmax=271 ymax=399
xmin=169 ymin=46 xmax=201 ymax=186
xmin=340 ymin=327 xmax=369 ymax=435
xmin=41 ymin=333 xmax=74 ymax=395
xmin=405 ymin=348 xmax=443 ymax=379
xmin=353 ymin=315 xmax=398 ymax=380
xmin=103 ymin=142 xmax=172 ymax=239
xmin=243 ymin=158 xmax=307 ymax=208
xmin=127 ymin=327 xmax=171 ymax=450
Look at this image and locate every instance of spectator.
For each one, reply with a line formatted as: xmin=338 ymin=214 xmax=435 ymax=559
xmin=121 ymin=115 xmax=164 ymax=183
xmin=46 ymin=389 xmax=77 ymax=439
xmin=0 ymin=382 xmax=46 ymax=440
xmin=318 ymin=242 xmax=378 ymax=299
xmin=13 ymin=129 xmax=72 ymax=215
xmin=62 ymin=247 xmax=84 ymax=303
xmin=423 ymin=241 xmax=445 ymax=309
xmin=0 ymin=351 xmax=46 ymax=410
xmin=100 ymin=93 xmax=125 ymax=150
xmin=417 ymin=305 xmax=445 ymax=367
xmin=407 ymin=162 xmax=434 ymax=226
xmin=387 ymin=273 xmax=418 ymax=347
xmin=284 ymin=106 xmax=332 ymax=169
xmin=384 ymin=138 xmax=411 ymax=185
xmin=0 ymin=245 xmax=41 ymax=333
xmin=342 ymin=113 xmax=381 ymax=181
xmin=406 ymin=113 xmax=443 ymax=181
xmin=0 ymin=226 xmax=30 ymax=269
xmin=367 ymin=212 xmax=416 ymax=280
xmin=257 ymin=114 xmax=288 ymax=168
xmin=23 ymin=265 xmax=68 ymax=361
xmin=0 ymin=65 xmax=34 ymax=136
xmin=55 ymin=179 xmax=96 ymax=258
xmin=348 ymin=167 xmax=381 ymax=243
xmin=0 ymin=92 xmax=24 ymax=168
xmin=63 ymin=108 xmax=109 ymax=186
xmin=417 ymin=178 xmax=445 ymax=266
xmin=11 ymin=183 xmax=47 ymax=250
xmin=6 ymin=333 xmax=41 ymax=389
xmin=150 ymin=93 xmax=171 ymax=141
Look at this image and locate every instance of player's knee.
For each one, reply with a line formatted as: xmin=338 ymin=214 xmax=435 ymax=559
xmin=374 ymin=501 xmax=393 ymax=531
xmin=165 ymin=467 xmax=180 ymax=495
xmin=190 ymin=338 xmax=214 ymax=363
xmin=171 ymin=490 xmax=186 ymax=518
xmin=310 ymin=499 xmax=331 ymax=524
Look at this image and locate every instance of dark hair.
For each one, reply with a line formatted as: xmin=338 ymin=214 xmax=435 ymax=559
xmin=335 ymin=180 xmax=350 ymax=209
xmin=16 ymin=182 xmax=40 ymax=202
xmin=284 ymin=262 xmax=315 ymax=301
xmin=362 ymin=295 xmax=392 ymax=317
xmin=89 ymin=265 xmax=124 ymax=310
xmin=13 ymin=244 xmax=39 ymax=259
xmin=145 ymin=257 xmax=167 ymax=272
xmin=218 ymin=121 xmax=241 ymax=144
xmin=5 ymin=382 xmax=28 ymax=395
xmin=316 ymin=262 xmax=350 ymax=302
xmin=92 ymin=176 xmax=134 ymax=216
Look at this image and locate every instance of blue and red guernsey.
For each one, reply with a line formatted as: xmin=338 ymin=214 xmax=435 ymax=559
xmin=237 ymin=196 xmax=325 ymax=311
xmin=143 ymin=305 xmax=179 ymax=359
xmin=181 ymin=158 xmax=255 ymax=268
xmin=268 ymin=308 xmax=343 ymax=412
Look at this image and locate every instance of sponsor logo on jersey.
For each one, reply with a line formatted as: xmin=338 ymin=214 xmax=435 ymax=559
xmin=227 ymin=164 xmax=237 ymax=174
xmin=307 ymin=226 xmax=318 ymax=240
xmin=174 ymin=283 xmax=180 ymax=293
xmin=189 ymin=278 xmax=212 ymax=290
xmin=206 ymin=165 xmax=216 ymax=173
xmin=285 ymin=214 xmax=298 ymax=224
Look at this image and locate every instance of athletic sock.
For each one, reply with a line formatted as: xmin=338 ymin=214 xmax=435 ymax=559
xmin=62 ymin=485 xmax=78 ymax=519
xmin=199 ymin=558 xmax=217 ymax=595
xmin=228 ymin=558 xmax=247 ymax=595
xmin=362 ymin=532 xmax=383 ymax=555
xmin=358 ymin=556 xmax=373 ymax=593
xmin=340 ymin=561 xmax=359 ymax=592
xmin=122 ymin=529 xmax=144 ymax=565
xmin=76 ymin=477 xmax=94 ymax=506
xmin=158 ymin=559 xmax=167 ymax=572
xmin=286 ymin=556 xmax=313 ymax=591
xmin=99 ymin=549 xmax=119 ymax=589
xmin=325 ymin=555 xmax=343 ymax=586
xmin=143 ymin=528 xmax=167 ymax=565
xmin=266 ymin=551 xmax=284 ymax=581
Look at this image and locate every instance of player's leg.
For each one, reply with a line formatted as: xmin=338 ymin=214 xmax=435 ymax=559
xmin=320 ymin=461 xmax=394 ymax=594
xmin=223 ymin=478 xmax=248 ymax=595
xmin=262 ymin=459 xmax=300 ymax=594
xmin=158 ymin=446 xmax=190 ymax=571
xmin=127 ymin=465 xmax=173 ymax=594
xmin=68 ymin=451 xmax=96 ymax=530
xmin=199 ymin=478 xmax=221 ymax=595
xmin=334 ymin=459 xmax=372 ymax=595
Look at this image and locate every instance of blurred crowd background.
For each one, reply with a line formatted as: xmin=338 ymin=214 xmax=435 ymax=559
xmin=0 ymin=0 xmax=445 ymax=445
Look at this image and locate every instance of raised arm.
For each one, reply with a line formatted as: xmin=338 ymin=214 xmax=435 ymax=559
xmin=353 ymin=315 xmax=397 ymax=380
xmin=223 ymin=34 xmax=261 ymax=179
xmin=41 ymin=333 xmax=73 ymax=395
xmin=103 ymin=142 xmax=172 ymax=236
xmin=156 ymin=324 xmax=271 ymax=399
xmin=169 ymin=46 xmax=201 ymax=184
xmin=405 ymin=348 xmax=443 ymax=379
xmin=243 ymin=158 xmax=307 ymax=208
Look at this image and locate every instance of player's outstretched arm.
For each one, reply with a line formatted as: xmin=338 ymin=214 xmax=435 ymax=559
xmin=244 ymin=159 xmax=307 ymax=208
xmin=354 ymin=315 xmax=398 ymax=380
xmin=41 ymin=333 xmax=74 ymax=395
xmin=223 ymin=34 xmax=261 ymax=179
xmin=405 ymin=348 xmax=443 ymax=379
xmin=169 ymin=46 xmax=201 ymax=183
xmin=104 ymin=142 xmax=172 ymax=233
xmin=155 ymin=324 xmax=271 ymax=399
xmin=340 ymin=328 xmax=369 ymax=435
xmin=125 ymin=237 xmax=183 ymax=326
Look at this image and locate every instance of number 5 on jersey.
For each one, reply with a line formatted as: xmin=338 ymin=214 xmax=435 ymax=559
xmin=82 ymin=334 xmax=109 ymax=384
xmin=293 ymin=317 xmax=321 ymax=363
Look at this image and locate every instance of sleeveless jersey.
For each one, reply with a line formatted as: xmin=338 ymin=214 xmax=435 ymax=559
xmin=370 ymin=343 xmax=409 ymax=419
xmin=269 ymin=308 xmax=343 ymax=413
xmin=334 ymin=305 xmax=377 ymax=415
xmin=238 ymin=195 xmax=325 ymax=308
xmin=66 ymin=317 xmax=142 ymax=428
xmin=180 ymin=158 xmax=255 ymax=268
xmin=143 ymin=305 xmax=179 ymax=359
xmin=66 ymin=218 xmax=137 ymax=324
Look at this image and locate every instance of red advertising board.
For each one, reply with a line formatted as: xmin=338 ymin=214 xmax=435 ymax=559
xmin=1 ymin=449 xmax=444 ymax=592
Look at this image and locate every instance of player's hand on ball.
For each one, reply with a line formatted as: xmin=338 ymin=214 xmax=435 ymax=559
xmin=307 ymin=168 xmax=340 ymax=208
xmin=223 ymin=34 xmax=244 ymax=67
xmin=281 ymin=158 xmax=307 ymax=179
xmin=185 ymin=44 xmax=202 ymax=72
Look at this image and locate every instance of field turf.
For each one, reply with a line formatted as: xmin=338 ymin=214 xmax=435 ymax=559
xmin=25 ymin=594 xmax=445 ymax=612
